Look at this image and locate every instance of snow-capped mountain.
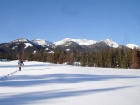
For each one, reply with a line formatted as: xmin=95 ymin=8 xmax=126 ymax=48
xmin=54 ymin=38 xmax=97 ymax=46
xmin=11 ymin=38 xmax=29 ymax=43
xmin=0 ymin=37 xmax=140 ymax=54
xmin=126 ymin=44 xmax=139 ymax=49
xmin=53 ymin=38 xmax=122 ymax=52
xmin=10 ymin=38 xmax=34 ymax=49
xmin=55 ymin=38 xmax=120 ymax=48
xmin=0 ymin=38 xmax=42 ymax=54
xmin=101 ymin=39 xmax=119 ymax=48
xmin=32 ymin=39 xmax=55 ymax=47
xmin=10 ymin=38 xmax=29 ymax=43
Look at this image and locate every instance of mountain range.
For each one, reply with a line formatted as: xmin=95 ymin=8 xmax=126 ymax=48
xmin=0 ymin=38 xmax=139 ymax=54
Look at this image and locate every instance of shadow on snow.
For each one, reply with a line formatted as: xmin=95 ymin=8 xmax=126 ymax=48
xmin=0 ymin=73 xmax=140 ymax=87
xmin=0 ymin=86 xmax=135 ymax=105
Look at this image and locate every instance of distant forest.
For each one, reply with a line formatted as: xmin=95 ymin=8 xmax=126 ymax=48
xmin=0 ymin=48 xmax=140 ymax=69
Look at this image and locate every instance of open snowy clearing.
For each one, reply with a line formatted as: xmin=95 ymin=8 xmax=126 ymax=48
xmin=0 ymin=61 xmax=140 ymax=105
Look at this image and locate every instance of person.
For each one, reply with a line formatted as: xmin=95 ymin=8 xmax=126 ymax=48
xmin=18 ymin=60 xmax=24 ymax=71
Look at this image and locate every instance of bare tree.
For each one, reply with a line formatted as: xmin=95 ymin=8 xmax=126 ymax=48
xmin=132 ymin=49 xmax=139 ymax=69
xmin=57 ymin=55 xmax=63 ymax=64
xmin=66 ymin=52 xmax=74 ymax=65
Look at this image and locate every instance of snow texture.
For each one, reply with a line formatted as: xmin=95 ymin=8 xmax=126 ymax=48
xmin=12 ymin=45 xmax=18 ymax=50
xmin=32 ymin=39 xmax=55 ymax=47
xmin=11 ymin=38 xmax=28 ymax=43
xmin=54 ymin=38 xmax=97 ymax=46
xmin=66 ymin=49 xmax=70 ymax=51
xmin=126 ymin=44 xmax=139 ymax=49
xmin=48 ymin=51 xmax=54 ymax=53
xmin=0 ymin=61 xmax=140 ymax=105
xmin=102 ymin=39 xmax=119 ymax=48
xmin=24 ymin=43 xmax=33 ymax=48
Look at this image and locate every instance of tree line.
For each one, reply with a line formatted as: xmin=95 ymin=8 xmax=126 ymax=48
xmin=0 ymin=48 xmax=140 ymax=69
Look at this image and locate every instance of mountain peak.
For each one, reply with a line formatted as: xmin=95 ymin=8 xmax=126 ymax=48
xmin=126 ymin=44 xmax=139 ymax=49
xmin=11 ymin=38 xmax=28 ymax=43
xmin=101 ymin=39 xmax=119 ymax=48
xmin=104 ymin=38 xmax=112 ymax=41
xmin=32 ymin=39 xmax=55 ymax=47
xmin=54 ymin=38 xmax=96 ymax=46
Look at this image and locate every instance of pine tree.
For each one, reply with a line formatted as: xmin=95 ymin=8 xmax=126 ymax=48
xmin=88 ymin=52 xmax=95 ymax=67
xmin=80 ymin=53 xmax=86 ymax=66
xmin=27 ymin=52 xmax=34 ymax=61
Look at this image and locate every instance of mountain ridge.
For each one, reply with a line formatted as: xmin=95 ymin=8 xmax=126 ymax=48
xmin=0 ymin=38 xmax=139 ymax=54
xmin=1 ymin=38 xmax=140 ymax=49
xmin=54 ymin=38 xmax=140 ymax=49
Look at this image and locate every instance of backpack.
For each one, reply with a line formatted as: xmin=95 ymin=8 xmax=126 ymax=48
xmin=18 ymin=61 xmax=22 ymax=65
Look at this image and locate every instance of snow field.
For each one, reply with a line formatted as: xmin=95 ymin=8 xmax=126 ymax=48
xmin=0 ymin=61 xmax=140 ymax=105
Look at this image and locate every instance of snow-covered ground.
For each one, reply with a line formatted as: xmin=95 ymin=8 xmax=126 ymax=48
xmin=0 ymin=61 xmax=140 ymax=105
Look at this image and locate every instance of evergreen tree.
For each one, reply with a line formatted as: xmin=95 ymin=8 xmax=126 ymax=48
xmin=80 ymin=53 xmax=86 ymax=66
xmin=21 ymin=50 xmax=25 ymax=61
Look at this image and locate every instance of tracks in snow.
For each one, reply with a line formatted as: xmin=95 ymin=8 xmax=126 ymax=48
xmin=0 ymin=70 xmax=20 ymax=82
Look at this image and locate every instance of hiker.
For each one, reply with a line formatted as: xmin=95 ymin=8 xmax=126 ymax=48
xmin=18 ymin=60 xmax=24 ymax=71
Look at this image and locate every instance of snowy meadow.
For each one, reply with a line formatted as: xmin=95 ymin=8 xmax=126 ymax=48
xmin=0 ymin=61 xmax=140 ymax=105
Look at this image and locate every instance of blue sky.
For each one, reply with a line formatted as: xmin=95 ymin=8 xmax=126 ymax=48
xmin=0 ymin=0 xmax=140 ymax=45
